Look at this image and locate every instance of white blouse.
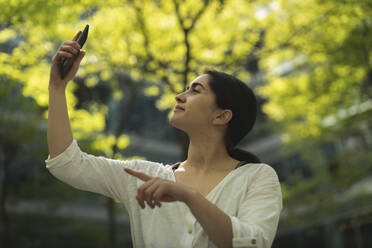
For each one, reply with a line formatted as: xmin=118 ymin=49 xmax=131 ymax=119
xmin=45 ymin=140 xmax=282 ymax=248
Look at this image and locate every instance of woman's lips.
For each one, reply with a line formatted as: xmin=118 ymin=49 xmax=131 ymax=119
xmin=174 ymin=105 xmax=185 ymax=111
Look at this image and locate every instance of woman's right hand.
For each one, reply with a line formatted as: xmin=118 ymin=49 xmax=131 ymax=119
xmin=49 ymin=30 xmax=86 ymax=89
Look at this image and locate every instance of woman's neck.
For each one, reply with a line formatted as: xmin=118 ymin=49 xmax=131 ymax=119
xmin=184 ymin=133 xmax=239 ymax=173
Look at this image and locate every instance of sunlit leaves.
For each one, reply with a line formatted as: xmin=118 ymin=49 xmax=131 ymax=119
xmin=0 ymin=28 xmax=17 ymax=42
xmin=0 ymin=75 xmax=43 ymax=143
xmin=89 ymin=134 xmax=129 ymax=156
xmin=117 ymin=134 xmax=130 ymax=149
xmin=156 ymin=92 xmax=176 ymax=111
xmin=91 ymin=134 xmax=116 ymax=155
xmin=144 ymin=85 xmax=160 ymax=96
xmin=259 ymin=0 xmax=372 ymax=143
xmin=2 ymin=0 xmax=370 ymax=158
xmin=71 ymin=107 xmax=106 ymax=139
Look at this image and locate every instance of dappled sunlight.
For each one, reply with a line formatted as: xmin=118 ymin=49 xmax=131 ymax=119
xmin=70 ymin=108 xmax=106 ymax=139
xmin=91 ymin=134 xmax=116 ymax=156
xmin=1 ymin=0 xmax=371 ymax=247
xmin=22 ymin=62 xmax=50 ymax=106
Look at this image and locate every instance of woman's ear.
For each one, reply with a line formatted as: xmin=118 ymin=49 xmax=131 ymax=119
xmin=213 ymin=109 xmax=232 ymax=125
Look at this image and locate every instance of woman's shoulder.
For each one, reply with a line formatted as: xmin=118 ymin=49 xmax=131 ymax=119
xmin=237 ymin=162 xmax=280 ymax=183
xmin=238 ymin=162 xmax=276 ymax=172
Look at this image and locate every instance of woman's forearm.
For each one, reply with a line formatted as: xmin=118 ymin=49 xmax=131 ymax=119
xmin=185 ymin=190 xmax=233 ymax=248
xmin=47 ymin=31 xmax=85 ymax=158
xmin=47 ymin=84 xmax=73 ymax=159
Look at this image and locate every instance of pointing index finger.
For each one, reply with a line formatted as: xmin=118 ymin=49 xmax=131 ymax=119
xmin=124 ymin=168 xmax=152 ymax=181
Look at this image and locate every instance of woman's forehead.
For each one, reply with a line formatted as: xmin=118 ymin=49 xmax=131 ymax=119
xmin=188 ymin=74 xmax=210 ymax=89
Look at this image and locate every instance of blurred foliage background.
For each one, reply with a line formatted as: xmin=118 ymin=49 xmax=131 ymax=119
xmin=0 ymin=0 xmax=371 ymax=247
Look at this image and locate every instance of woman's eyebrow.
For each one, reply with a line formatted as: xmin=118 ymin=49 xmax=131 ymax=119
xmin=186 ymin=82 xmax=206 ymax=90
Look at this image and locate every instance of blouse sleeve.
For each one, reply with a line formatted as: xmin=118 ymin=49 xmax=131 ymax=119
xmin=228 ymin=164 xmax=283 ymax=248
xmin=45 ymin=139 xmax=165 ymax=211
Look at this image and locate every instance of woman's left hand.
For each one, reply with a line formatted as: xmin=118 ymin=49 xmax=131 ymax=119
xmin=124 ymin=168 xmax=194 ymax=209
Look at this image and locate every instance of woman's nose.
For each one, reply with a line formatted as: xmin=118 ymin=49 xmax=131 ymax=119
xmin=175 ymin=93 xmax=186 ymax=103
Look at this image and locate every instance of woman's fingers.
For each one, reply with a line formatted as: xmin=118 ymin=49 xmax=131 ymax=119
xmin=52 ymin=42 xmax=80 ymax=67
xmin=135 ymin=194 xmax=146 ymax=209
xmin=60 ymin=44 xmax=80 ymax=56
xmin=136 ymin=178 xmax=154 ymax=208
xmin=49 ymin=31 xmax=83 ymax=85
xmin=143 ymin=180 xmax=162 ymax=208
xmin=137 ymin=178 xmax=156 ymax=208
xmin=137 ymin=178 xmax=162 ymax=209
xmin=63 ymin=40 xmax=81 ymax=50
xmin=124 ymin=168 xmax=152 ymax=181
xmin=125 ymin=168 xmax=190 ymax=209
xmin=57 ymin=50 xmax=74 ymax=58
xmin=153 ymin=184 xmax=175 ymax=203
xmin=65 ymin=50 xmax=85 ymax=79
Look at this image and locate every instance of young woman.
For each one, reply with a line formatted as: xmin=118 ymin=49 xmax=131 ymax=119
xmin=46 ymin=30 xmax=282 ymax=248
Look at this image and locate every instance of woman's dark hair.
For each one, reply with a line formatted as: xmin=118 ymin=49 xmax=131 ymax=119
xmin=204 ymin=69 xmax=261 ymax=163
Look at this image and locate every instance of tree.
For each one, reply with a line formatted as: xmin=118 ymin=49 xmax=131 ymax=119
xmin=0 ymin=75 xmax=45 ymax=247
xmin=258 ymin=0 xmax=372 ymax=144
xmin=255 ymin=0 xmax=372 ymax=239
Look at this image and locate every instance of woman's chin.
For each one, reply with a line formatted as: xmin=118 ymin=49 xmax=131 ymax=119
xmin=169 ymin=116 xmax=185 ymax=130
xmin=169 ymin=116 xmax=179 ymax=127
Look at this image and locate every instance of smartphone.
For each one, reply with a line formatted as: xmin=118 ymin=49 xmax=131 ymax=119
xmin=60 ymin=24 xmax=89 ymax=78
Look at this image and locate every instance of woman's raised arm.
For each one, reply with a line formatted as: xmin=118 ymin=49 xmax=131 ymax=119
xmin=47 ymin=30 xmax=85 ymax=158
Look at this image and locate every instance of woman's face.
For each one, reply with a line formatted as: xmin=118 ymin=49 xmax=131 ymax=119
xmin=169 ymin=74 xmax=221 ymax=133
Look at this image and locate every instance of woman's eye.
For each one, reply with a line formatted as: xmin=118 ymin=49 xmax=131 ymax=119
xmin=192 ymin=88 xmax=199 ymax=93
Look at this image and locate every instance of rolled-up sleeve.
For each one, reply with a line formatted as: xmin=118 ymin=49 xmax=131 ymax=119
xmin=45 ymin=139 xmax=162 ymax=211
xmin=229 ymin=165 xmax=282 ymax=248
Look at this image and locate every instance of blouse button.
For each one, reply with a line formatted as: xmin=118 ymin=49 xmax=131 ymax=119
xmin=188 ymin=229 xmax=193 ymax=234
xmin=251 ymin=239 xmax=256 ymax=244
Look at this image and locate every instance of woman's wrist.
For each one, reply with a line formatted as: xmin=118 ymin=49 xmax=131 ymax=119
xmin=49 ymin=81 xmax=67 ymax=92
xmin=183 ymin=188 xmax=200 ymax=206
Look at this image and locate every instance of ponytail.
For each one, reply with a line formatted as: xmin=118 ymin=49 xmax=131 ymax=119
xmin=227 ymin=147 xmax=261 ymax=163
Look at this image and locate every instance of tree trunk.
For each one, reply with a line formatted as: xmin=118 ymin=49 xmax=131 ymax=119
xmin=106 ymin=197 xmax=116 ymax=248
xmin=105 ymin=76 xmax=140 ymax=248
xmin=0 ymin=144 xmax=17 ymax=247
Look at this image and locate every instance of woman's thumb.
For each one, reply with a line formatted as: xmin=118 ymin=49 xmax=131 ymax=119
xmin=72 ymin=50 xmax=86 ymax=68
